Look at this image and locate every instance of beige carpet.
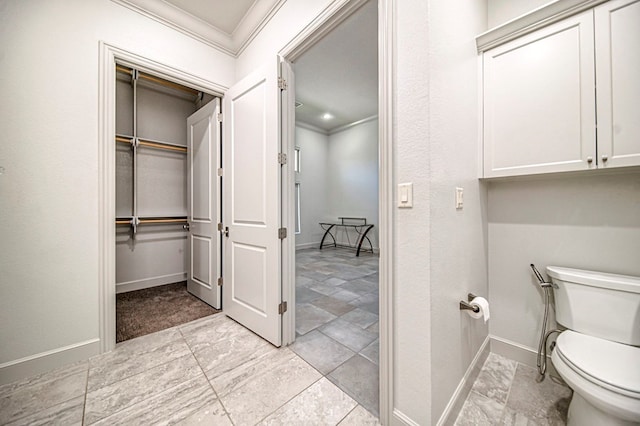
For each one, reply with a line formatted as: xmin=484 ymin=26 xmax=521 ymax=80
xmin=116 ymin=281 xmax=220 ymax=343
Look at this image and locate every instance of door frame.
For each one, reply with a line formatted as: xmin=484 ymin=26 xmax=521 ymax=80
xmin=97 ymin=41 xmax=227 ymax=353
xmin=278 ymin=0 xmax=394 ymax=423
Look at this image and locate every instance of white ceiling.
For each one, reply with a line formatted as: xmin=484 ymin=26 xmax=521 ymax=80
xmin=294 ymin=1 xmax=378 ymax=132
xmin=114 ymin=0 xmax=377 ymax=132
xmin=163 ymin=0 xmax=255 ymax=35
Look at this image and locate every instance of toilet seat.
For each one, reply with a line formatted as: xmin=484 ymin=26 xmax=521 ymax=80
xmin=552 ymin=331 xmax=640 ymax=423
xmin=555 ymin=331 xmax=640 ymax=398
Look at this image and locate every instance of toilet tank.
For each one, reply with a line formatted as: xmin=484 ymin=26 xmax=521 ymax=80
xmin=546 ymin=266 xmax=640 ymax=346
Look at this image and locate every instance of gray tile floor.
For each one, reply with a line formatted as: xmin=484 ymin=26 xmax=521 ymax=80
xmin=0 ymin=314 xmax=380 ymax=425
xmin=454 ymin=353 xmax=572 ymax=426
xmin=292 ymin=248 xmax=380 ymax=417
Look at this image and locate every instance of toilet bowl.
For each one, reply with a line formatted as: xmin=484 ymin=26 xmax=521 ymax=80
xmin=552 ymin=331 xmax=640 ymax=425
xmin=546 ymin=266 xmax=640 ymax=426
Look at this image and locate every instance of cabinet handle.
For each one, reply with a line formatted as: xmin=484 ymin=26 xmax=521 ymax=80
xmin=587 ymin=156 xmax=593 ymax=164
xmin=602 ymin=155 xmax=608 ymax=162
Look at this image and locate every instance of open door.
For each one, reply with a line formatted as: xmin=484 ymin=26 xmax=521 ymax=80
xmin=186 ymin=99 xmax=221 ymax=309
xmin=222 ymin=59 xmax=282 ymax=346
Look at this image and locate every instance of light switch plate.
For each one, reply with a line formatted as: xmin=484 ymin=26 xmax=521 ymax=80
xmin=398 ymin=183 xmax=413 ymax=208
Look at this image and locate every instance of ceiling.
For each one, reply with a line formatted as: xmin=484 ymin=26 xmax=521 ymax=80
xmin=115 ymin=0 xmax=377 ymax=133
xmin=163 ymin=0 xmax=255 ymax=35
xmin=294 ymin=1 xmax=378 ymax=132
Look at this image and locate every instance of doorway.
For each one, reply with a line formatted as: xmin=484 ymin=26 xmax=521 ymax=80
xmin=113 ymin=63 xmax=222 ymax=342
xmin=285 ymin=0 xmax=381 ymax=418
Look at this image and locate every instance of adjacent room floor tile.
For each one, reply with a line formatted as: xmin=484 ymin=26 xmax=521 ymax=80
xmin=360 ymin=338 xmax=379 ymax=365
xmin=311 ymin=295 xmax=356 ymax=316
xmin=328 ymin=355 xmax=379 ymax=416
xmin=340 ymin=308 xmax=378 ymax=329
xmin=296 ymin=303 xmax=337 ymax=335
xmin=290 ymin=330 xmax=355 ymax=375
xmin=320 ymin=318 xmax=377 ymax=352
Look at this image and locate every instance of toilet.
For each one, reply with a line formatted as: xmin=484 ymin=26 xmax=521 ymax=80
xmin=546 ymin=266 xmax=640 ymax=426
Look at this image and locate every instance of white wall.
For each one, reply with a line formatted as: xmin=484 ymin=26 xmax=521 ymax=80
xmin=427 ymin=0 xmax=489 ymax=422
xmin=295 ymin=126 xmax=330 ymax=248
xmin=327 ymin=119 xmax=379 ymax=249
xmin=0 ymin=0 xmax=233 ymax=375
xmin=487 ymin=0 xmax=551 ymax=28
xmin=488 ymin=172 xmax=640 ymax=351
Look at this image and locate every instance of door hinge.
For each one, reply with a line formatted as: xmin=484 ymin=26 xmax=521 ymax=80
xmin=278 ymin=227 xmax=287 ymax=239
xmin=278 ymin=153 xmax=287 ymax=165
xmin=217 ymin=168 xmax=223 ymax=176
xmin=217 ymin=277 xmax=223 ymax=287
xmin=278 ymin=77 xmax=288 ymax=90
xmin=278 ymin=301 xmax=288 ymax=315
xmin=216 ymin=113 xmax=222 ymax=122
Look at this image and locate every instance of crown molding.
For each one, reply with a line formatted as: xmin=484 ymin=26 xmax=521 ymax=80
xmin=111 ymin=0 xmax=285 ymax=57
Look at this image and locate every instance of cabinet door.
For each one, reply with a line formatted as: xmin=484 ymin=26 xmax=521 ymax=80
xmin=483 ymin=12 xmax=596 ymax=178
xmin=595 ymin=0 xmax=640 ymax=169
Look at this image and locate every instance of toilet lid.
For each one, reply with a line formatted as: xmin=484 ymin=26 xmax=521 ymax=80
xmin=556 ymin=331 xmax=640 ymax=395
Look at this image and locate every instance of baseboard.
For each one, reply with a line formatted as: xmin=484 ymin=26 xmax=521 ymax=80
xmin=392 ymin=408 xmax=421 ymax=426
xmin=116 ymin=272 xmax=187 ymax=294
xmin=0 ymin=338 xmax=100 ymax=385
xmin=295 ymin=242 xmax=321 ymax=250
xmin=490 ymin=335 xmax=560 ymax=378
xmin=437 ymin=335 xmax=491 ymax=426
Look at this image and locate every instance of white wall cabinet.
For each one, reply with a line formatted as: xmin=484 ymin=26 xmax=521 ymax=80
xmin=482 ymin=0 xmax=640 ymax=178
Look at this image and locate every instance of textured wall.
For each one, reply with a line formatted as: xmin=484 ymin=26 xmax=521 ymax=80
xmin=0 ymin=0 xmax=234 ymax=366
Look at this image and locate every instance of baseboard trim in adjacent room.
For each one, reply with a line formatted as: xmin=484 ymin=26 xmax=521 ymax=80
xmin=295 ymin=242 xmax=321 ymax=250
xmin=436 ymin=335 xmax=491 ymax=426
xmin=490 ymin=335 xmax=560 ymax=378
xmin=116 ymin=272 xmax=187 ymax=294
xmin=0 ymin=338 xmax=100 ymax=385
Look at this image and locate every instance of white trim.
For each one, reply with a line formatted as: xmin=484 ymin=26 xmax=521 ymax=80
xmin=329 ymin=114 xmax=379 ymax=135
xmin=0 ymin=339 xmax=100 ymax=386
xmin=116 ymin=272 xmax=187 ymax=294
xmin=295 ymin=121 xmax=329 ymax=135
xmin=436 ymin=337 xmax=491 ymax=426
xmin=99 ymin=41 xmax=229 ymax=354
xmin=379 ymin=0 xmax=395 ymax=424
xmin=476 ymin=0 xmax=607 ymax=52
xmin=279 ymin=0 xmax=370 ymax=61
xmin=110 ymin=0 xmax=286 ymax=57
xmin=295 ymin=242 xmax=322 ymax=250
xmin=490 ymin=335 xmax=560 ymax=378
xmin=392 ymin=409 xmax=421 ymax=426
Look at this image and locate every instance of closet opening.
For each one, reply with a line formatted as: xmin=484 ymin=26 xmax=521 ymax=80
xmin=114 ymin=63 xmax=221 ymax=343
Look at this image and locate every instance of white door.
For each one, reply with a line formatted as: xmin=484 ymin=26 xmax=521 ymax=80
xmin=187 ymin=99 xmax=221 ymax=309
xmin=222 ymin=59 xmax=282 ymax=346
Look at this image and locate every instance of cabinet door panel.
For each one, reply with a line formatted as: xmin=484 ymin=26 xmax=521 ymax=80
xmin=483 ymin=12 xmax=596 ymax=177
xmin=595 ymin=0 xmax=640 ymax=169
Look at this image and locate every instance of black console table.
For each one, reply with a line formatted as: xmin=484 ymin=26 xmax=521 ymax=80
xmin=319 ymin=217 xmax=374 ymax=256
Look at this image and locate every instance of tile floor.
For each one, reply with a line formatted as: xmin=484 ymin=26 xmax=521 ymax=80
xmin=292 ymin=248 xmax=380 ymax=417
xmin=0 ymin=314 xmax=380 ymax=425
xmin=454 ymin=353 xmax=572 ymax=426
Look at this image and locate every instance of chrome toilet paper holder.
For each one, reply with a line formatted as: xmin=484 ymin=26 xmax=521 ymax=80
xmin=459 ymin=293 xmax=480 ymax=313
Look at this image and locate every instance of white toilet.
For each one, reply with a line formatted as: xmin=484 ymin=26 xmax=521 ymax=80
xmin=546 ymin=266 xmax=640 ymax=426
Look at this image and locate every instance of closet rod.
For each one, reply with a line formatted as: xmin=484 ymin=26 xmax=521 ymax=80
xmin=114 ymin=136 xmax=187 ymax=153
xmin=116 ymin=219 xmax=132 ymax=225
xmin=116 ymin=64 xmax=198 ymax=95
xmin=139 ymin=140 xmax=187 ymax=153
xmin=138 ymin=218 xmax=188 ymax=224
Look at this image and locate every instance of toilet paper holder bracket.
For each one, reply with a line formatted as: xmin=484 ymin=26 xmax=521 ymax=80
xmin=459 ymin=293 xmax=480 ymax=313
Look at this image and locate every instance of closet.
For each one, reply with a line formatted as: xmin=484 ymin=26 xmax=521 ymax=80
xmin=114 ymin=64 xmax=219 ymax=341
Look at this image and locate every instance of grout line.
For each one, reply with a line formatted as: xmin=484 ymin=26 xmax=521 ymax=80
xmin=178 ymin=326 xmax=235 ymax=425
xmin=81 ymin=364 xmax=89 ymax=425
xmin=253 ymin=375 xmax=325 ymax=424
